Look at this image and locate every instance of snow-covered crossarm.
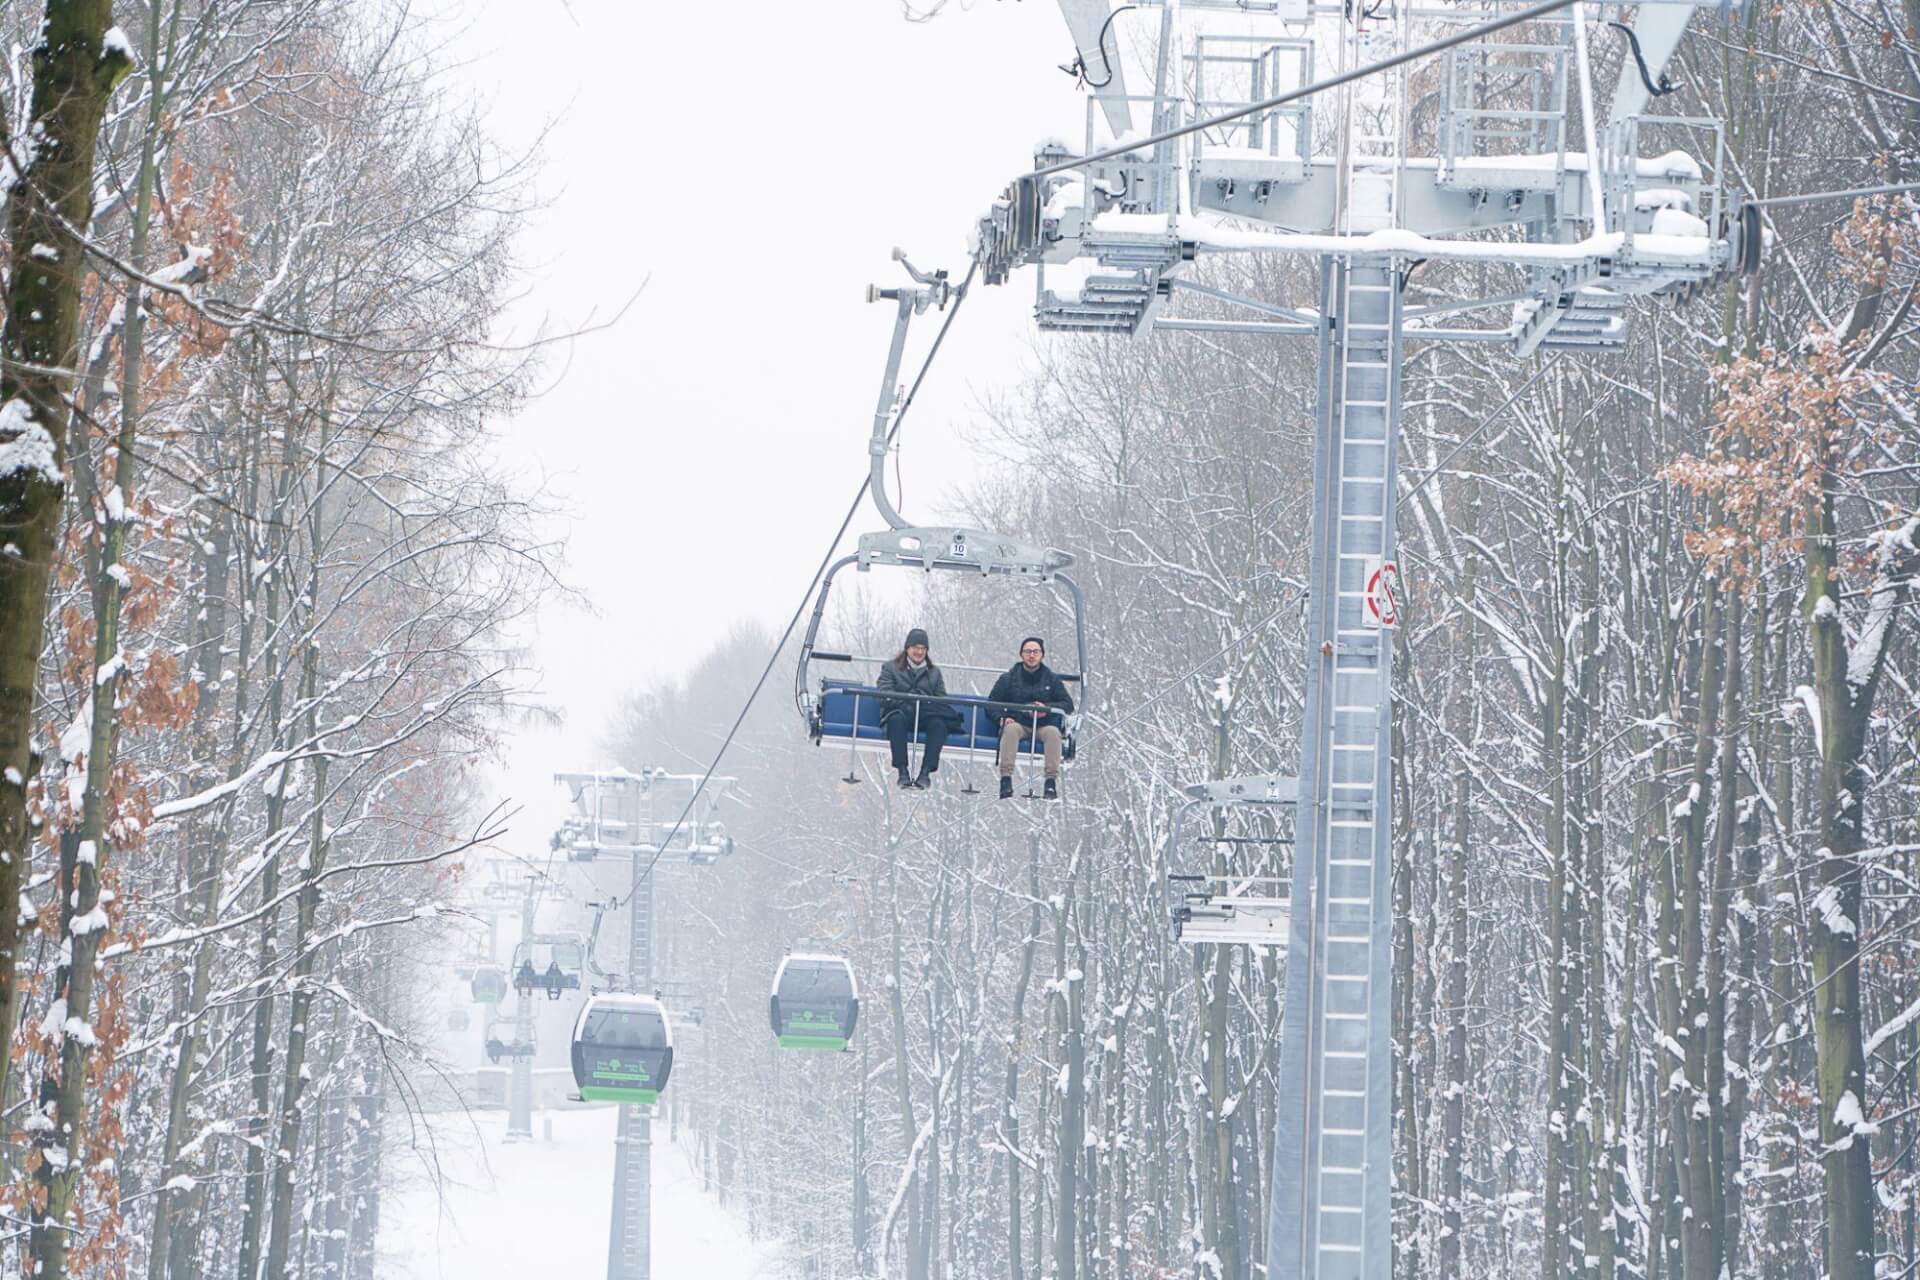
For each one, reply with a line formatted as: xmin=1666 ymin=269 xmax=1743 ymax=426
xmin=1088 ymin=209 xmax=1722 ymax=269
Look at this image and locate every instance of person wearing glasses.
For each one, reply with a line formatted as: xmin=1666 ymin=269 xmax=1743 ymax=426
xmin=987 ymin=636 xmax=1074 ymax=800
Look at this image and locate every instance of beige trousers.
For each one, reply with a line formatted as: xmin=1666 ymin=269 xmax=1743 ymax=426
xmin=998 ymin=717 xmax=1063 ymax=778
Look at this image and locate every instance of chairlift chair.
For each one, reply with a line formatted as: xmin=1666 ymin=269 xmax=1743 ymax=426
xmin=793 ymin=252 xmax=1092 ymax=791
xmin=510 ymin=936 xmax=585 ymax=999
xmin=569 ymin=994 xmax=674 ymax=1105
xmin=484 ymin=1033 xmax=535 ymax=1063
xmin=484 ymin=1036 xmax=536 ymax=1064
xmin=770 ymin=954 xmax=860 ymax=1051
xmin=796 ymin=547 xmax=1091 ymax=791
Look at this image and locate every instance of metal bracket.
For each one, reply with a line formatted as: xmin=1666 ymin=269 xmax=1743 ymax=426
xmin=1511 ymin=262 xmax=1601 ymax=356
xmin=1171 ymin=874 xmax=1293 ymax=945
xmin=856 ymin=525 xmax=1073 ymax=578
xmin=1181 ymin=773 xmax=1299 ymax=805
xmin=1167 ymin=777 xmax=1299 ymax=945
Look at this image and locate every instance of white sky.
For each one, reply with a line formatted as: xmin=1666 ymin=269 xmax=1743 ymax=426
xmin=434 ymin=1 xmax=1115 ymax=843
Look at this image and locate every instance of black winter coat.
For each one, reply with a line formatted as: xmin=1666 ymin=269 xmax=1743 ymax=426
xmin=875 ymin=661 xmax=955 ymax=726
xmin=987 ymin=662 xmax=1075 ymax=730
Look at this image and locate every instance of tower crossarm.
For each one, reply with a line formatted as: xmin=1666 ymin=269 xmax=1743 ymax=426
xmin=975 ymin=0 xmax=1752 ymax=349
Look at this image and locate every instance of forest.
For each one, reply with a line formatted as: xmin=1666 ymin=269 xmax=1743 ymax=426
xmin=0 ymin=0 xmax=1915 ymax=1278
xmin=0 ymin=0 xmax=550 ymax=1275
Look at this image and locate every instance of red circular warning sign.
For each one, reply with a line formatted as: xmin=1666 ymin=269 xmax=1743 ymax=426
xmin=1366 ymin=560 xmax=1400 ymax=628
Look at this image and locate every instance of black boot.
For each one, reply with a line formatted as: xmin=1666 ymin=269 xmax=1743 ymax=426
xmin=998 ymin=777 xmax=1013 ymax=800
xmin=1044 ymin=777 xmax=1059 ymax=800
xmin=897 ymin=769 xmax=914 ymax=788
xmin=913 ymin=770 xmax=932 ymax=789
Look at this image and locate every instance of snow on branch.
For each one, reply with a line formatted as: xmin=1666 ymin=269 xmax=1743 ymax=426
xmin=1845 ymin=515 xmax=1920 ymax=695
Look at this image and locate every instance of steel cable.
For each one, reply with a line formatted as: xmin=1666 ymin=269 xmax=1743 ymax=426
xmin=601 ymin=259 xmax=981 ymax=912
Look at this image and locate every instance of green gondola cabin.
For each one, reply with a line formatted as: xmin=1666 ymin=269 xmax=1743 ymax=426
xmin=770 ymin=954 xmax=859 ymax=1051
xmin=570 ymin=994 xmax=673 ymax=1104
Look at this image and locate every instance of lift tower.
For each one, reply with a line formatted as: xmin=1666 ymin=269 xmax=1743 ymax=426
xmin=963 ymin=0 xmax=1752 ymax=1274
xmin=554 ymin=769 xmax=737 ymax=1280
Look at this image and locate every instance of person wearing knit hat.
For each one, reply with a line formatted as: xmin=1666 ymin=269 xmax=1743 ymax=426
xmin=874 ymin=626 xmax=957 ymax=789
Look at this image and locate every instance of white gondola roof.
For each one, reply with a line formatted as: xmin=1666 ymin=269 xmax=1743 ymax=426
xmin=572 ymin=992 xmax=673 ymax=1048
xmin=771 ymin=953 xmax=859 ymax=999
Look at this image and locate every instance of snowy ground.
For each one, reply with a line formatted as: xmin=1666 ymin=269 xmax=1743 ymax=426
xmin=380 ymin=1105 xmax=784 ymax=1278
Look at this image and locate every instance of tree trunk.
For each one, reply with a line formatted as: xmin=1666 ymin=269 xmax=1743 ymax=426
xmin=261 ymin=725 xmax=329 ymax=1280
xmin=854 ymin=1035 xmax=871 ymax=1272
xmin=1439 ymin=472 xmax=1479 ymax=1278
xmin=263 ymin=426 xmax=337 ymax=1279
xmin=887 ymin=852 xmax=924 ymax=1279
xmin=236 ymin=410 xmax=300 ymax=1280
xmin=1762 ymin=586 xmax=1800 ymax=1280
xmin=1053 ymin=843 xmax=1083 ymax=1280
xmin=1803 ymin=490 xmax=1907 ymax=1280
xmin=1702 ymin=595 xmax=1742 ymax=1270
xmin=1204 ymin=704 xmax=1242 ymax=1280
xmin=1391 ymin=640 xmax=1425 ymax=1278
xmin=1674 ymin=582 xmax=1725 ymax=1280
xmin=1541 ymin=395 xmax=1574 ymax=1280
xmin=27 ymin=18 xmax=147 ymax=1270
xmin=1007 ymin=832 xmax=1042 ymax=1280
xmin=0 ymin=0 xmax=132 ymax=1119
xmin=147 ymin=518 xmax=233 ymax=1280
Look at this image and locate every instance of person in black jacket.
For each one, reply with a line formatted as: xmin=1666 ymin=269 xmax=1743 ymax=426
xmin=875 ymin=627 xmax=956 ymax=789
xmin=987 ymin=636 xmax=1074 ymax=800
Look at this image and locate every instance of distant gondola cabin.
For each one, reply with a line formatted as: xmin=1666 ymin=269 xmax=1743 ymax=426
xmin=770 ymin=955 xmax=859 ymax=1051
xmin=470 ymin=964 xmax=507 ymax=1005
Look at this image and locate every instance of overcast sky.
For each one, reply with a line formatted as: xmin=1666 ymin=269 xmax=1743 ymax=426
xmin=434 ymin=1 xmax=1118 ymax=843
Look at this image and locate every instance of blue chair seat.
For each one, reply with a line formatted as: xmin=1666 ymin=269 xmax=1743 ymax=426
xmin=814 ymin=680 xmax=1074 ymax=762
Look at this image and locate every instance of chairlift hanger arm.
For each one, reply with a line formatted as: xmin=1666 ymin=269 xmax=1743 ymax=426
xmin=796 ymin=554 xmax=861 ymax=718
xmin=866 ymin=250 xmax=952 ymax=532
xmin=859 ymin=263 xmax=1076 ymax=575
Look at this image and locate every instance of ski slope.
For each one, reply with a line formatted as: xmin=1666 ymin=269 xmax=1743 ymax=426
xmin=380 ymin=1105 xmax=783 ymax=1278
